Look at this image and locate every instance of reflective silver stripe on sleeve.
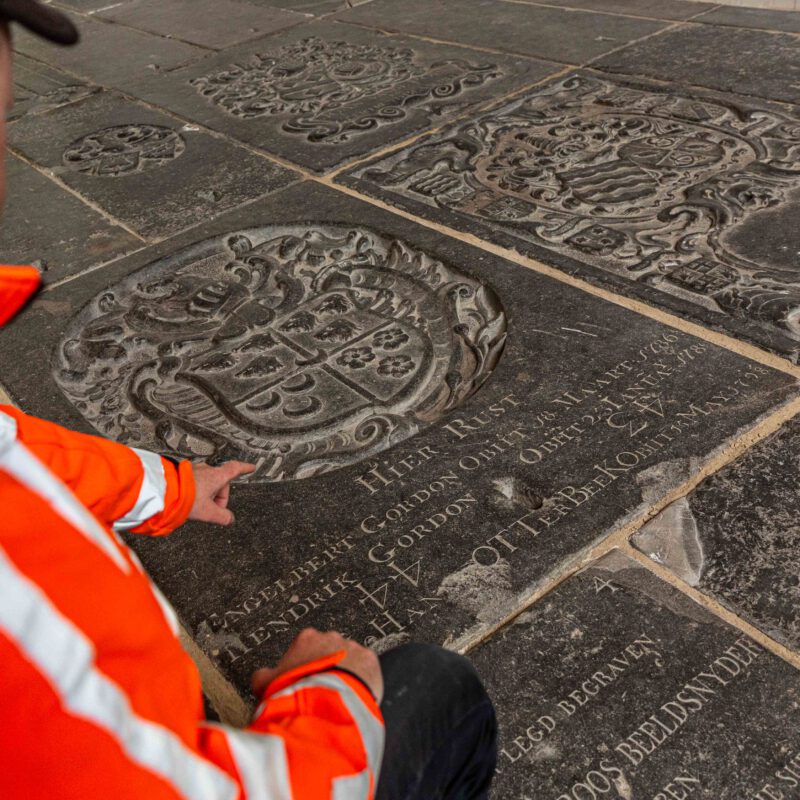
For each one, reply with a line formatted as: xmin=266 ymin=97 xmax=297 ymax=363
xmin=272 ymin=672 xmax=384 ymax=782
xmin=332 ymin=769 xmax=370 ymax=800
xmin=205 ymin=725 xmax=294 ymax=800
xmin=0 ymin=433 xmax=129 ymax=572
xmin=113 ymin=448 xmax=167 ymax=532
xmin=0 ymin=547 xmax=237 ymax=800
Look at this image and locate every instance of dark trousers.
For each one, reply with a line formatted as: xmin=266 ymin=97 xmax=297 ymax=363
xmin=376 ymin=644 xmax=498 ymax=800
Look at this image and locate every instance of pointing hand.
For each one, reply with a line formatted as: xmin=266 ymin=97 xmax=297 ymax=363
xmin=189 ymin=461 xmax=256 ymax=525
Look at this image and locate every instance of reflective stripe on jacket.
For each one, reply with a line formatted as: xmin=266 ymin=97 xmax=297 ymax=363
xmin=0 ymin=404 xmax=384 ymax=799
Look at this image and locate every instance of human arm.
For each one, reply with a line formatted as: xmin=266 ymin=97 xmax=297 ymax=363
xmin=199 ymin=630 xmax=385 ymax=799
xmin=0 ymin=405 xmax=253 ymax=535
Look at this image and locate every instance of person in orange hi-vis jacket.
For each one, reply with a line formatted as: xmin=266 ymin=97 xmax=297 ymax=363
xmin=0 ymin=3 xmax=498 ymax=799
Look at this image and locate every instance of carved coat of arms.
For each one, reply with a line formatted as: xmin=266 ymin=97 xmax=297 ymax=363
xmin=190 ymin=37 xmax=502 ymax=144
xmin=54 ymin=226 xmax=506 ymax=481
xmin=357 ymin=74 xmax=800 ymax=345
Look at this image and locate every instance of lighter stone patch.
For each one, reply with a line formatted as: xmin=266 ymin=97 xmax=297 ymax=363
xmin=437 ymin=559 xmax=515 ymax=623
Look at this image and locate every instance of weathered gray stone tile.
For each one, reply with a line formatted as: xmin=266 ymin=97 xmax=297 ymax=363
xmin=0 ymin=183 xmax=794 ymax=698
xmin=0 ymin=155 xmax=140 ymax=281
xmin=8 ymin=91 xmax=299 ymax=239
xmin=633 ymin=415 xmax=800 ymax=653
xmin=123 ymin=19 xmax=558 ymax=173
xmin=471 ymin=550 xmax=800 ymax=799
xmin=342 ymin=71 xmax=800 ymax=361
xmin=512 ymin=0 xmax=707 ymax=21
xmin=333 ymin=0 xmax=669 ymax=63
xmin=10 ymin=54 xmax=99 ymax=123
xmin=243 ymin=0 xmax=364 ymax=14
xmin=13 ymin=9 xmax=208 ymax=92
xmin=49 ymin=0 xmax=136 ymax=10
xmin=594 ymin=23 xmax=800 ymax=105
xmin=695 ymin=6 xmax=800 ymax=34
xmin=96 ymin=0 xmax=306 ymax=50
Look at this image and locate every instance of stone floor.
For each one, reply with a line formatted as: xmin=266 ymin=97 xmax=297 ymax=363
xmin=3 ymin=0 xmax=800 ymax=796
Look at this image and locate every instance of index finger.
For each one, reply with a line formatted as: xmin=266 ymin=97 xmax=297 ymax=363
xmin=222 ymin=461 xmax=258 ymax=480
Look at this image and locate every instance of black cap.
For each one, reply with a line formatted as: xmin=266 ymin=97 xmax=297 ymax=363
xmin=0 ymin=0 xmax=79 ymax=45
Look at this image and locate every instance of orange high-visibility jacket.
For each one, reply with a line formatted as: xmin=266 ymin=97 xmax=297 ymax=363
xmin=0 ymin=267 xmax=384 ymax=799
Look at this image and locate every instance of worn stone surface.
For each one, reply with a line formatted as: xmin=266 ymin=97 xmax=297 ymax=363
xmin=333 ymin=0 xmax=669 ymax=63
xmin=470 ymin=550 xmax=800 ymax=799
xmin=694 ymin=6 xmax=800 ymax=34
xmin=10 ymin=54 xmax=100 ymax=123
xmin=8 ymin=91 xmax=298 ymax=239
xmin=0 ymin=155 xmax=140 ymax=281
xmin=244 ymin=0 xmax=368 ymax=13
xmin=594 ymin=24 xmax=800 ymax=105
xmin=511 ymin=0 xmax=707 ymax=21
xmin=634 ymin=415 xmax=800 ymax=653
xmin=342 ymin=71 xmax=800 ymax=361
xmin=124 ymin=20 xmax=557 ymax=173
xmin=48 ymin=0 xmax=136 ymax=10
xmin=13 ymin=10 xmax=207 ymax=92
xmin=97 ymin=0 xmax=307 ymax=50
xmin=0 ymin=183 xmax=794 ymax=697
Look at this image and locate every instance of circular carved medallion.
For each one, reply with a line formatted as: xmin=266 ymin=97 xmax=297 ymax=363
xmin=62 ymin=124 xmax=186 ymax=177
xmin=54 ymin=225 xmax=507 ymax=481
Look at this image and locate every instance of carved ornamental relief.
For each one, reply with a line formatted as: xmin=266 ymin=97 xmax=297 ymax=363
xmin=63 ymin=124 xmax=186 ymax=177
xmin=190 ymin=37 xmax=503 ymax=143
xmin=54 ymin=225 xmax=506 ymax=481
xmin=357 ymin=74 xmax=800 ymax=343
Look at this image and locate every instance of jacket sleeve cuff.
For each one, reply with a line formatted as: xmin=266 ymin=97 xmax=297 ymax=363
xmin=128 ymin=457 xmax=195 ymax=537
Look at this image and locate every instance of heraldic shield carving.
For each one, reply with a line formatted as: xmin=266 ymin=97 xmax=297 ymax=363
xmin=54 ymin=225 xmax=507 ymax=481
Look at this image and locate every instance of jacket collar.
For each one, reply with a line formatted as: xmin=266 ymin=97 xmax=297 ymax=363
xmin=0 ymin=265 xmax=41 ymax=326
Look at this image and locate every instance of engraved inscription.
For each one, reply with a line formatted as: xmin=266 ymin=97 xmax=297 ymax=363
xmin=62 ymin=124 xmax=186 ymax=176
xmin=54 ymin=225 xmax=506 ymax=481
xmin=190 ymin=37 xmax=503 ymax=143
xmin=354 ymin=74 xmax=800 ymax=344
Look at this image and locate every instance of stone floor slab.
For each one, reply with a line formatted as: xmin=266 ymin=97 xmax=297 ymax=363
xmin=633 ymin=414 xmax=800 ymax=653
xmin=49 ymin=0 xmax=136 ymax=10
xmin=0 ymin=155 xmax=140 ymax=281
xmin=470 ymin=550 xmax=800 ymax=799
xmin=509 ymin=0 xmax=708 ymax=21
xmin=0 ymin=182 xmax=794 ymax=697
xmin=333 ymin=0 xmax=669 ymax=64
xmin=10 ymin=54 xmax=100 ymax=123
xmin=8 ymin=91 xmax=299 ymax=239
xmin=243 ymin=0 xmax=366 ymax=13
xmin=594 ymin=23 xmax=800 ymax=104
xmin=13 ymin=9 xmax=208 ymax=93
xmin=695 ymin=5 xmax=800 ymax=32
xmin=124 ymin=20 xmax=557 ymax=173
xmin=341 ymin=71 xmax=800 ymax=361
xmin=96 ymin=0 xmax=307 ymax=50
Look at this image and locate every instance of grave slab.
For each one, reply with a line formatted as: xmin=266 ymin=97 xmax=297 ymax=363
xmin=96 ymin=0 xmax=307 ymax=50
xmin=341 ymin=71 xmax=800 ymax=362
xmin=694 ymin=5 xmax=800 ymax=34
xmin=0 ymin=155 xmax=140 ymax=282
xmin=49 ymin=0 xmax=137 ymax=11
xmin=633 ymin=414 xmax=800 ymax=654
xmin=470 ymin=550 xmax=800 ymax=800
xmin=235 ymin=0 xmax=358 ymax=14
xmin=0 ymin=183 xmax=795 ymax=699
xmin=332 ymin=0 xmax=669 ymax=64
xmin=10 ymin=54 xmax=99 ymax=123
xmin=123 ymin=20 xmax=557 ymax=173
xmin=594 ymin=23 xmax=800 ymax=105
xmin=13 ymin=10 xmax=208 ymax=93
xmin=8 ymin=91 xmax=299 ymax=239
xmin=509 ymin=0 xmax=707 ymax=22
